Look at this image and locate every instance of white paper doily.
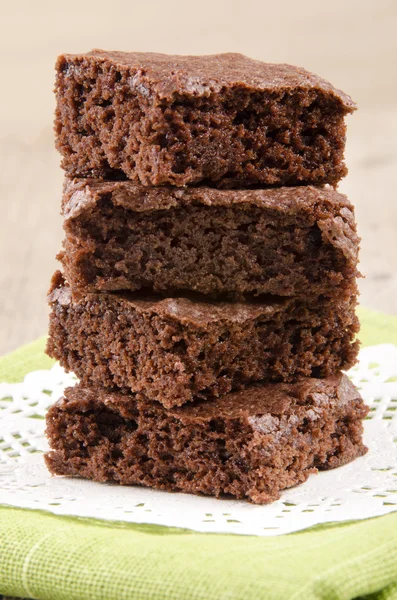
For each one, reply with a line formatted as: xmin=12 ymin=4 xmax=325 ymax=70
xmin=1 ymin=344 xmax=397 ymax=537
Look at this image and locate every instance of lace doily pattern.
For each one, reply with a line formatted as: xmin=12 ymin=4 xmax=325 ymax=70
xmin=1 ymin=344 xmax=397 ymax=537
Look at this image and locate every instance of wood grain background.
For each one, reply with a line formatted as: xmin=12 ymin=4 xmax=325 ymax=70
xmin=1 ymin=0 xmax=396 ymax=357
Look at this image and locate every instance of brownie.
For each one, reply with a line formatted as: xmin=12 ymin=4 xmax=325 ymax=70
xmin=46 ymin=271 xmax=359 ymax=408
xmin=55 ymin=50 xmax=355 ymax=188
xmin=45 ymin=375 xmax=368 ymax=504
xmin=60 ymin=179 xmax=359 ymax=301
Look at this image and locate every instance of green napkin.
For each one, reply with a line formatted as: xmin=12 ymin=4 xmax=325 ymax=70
xmin=1 ymin=306 xmax=397 ymax=600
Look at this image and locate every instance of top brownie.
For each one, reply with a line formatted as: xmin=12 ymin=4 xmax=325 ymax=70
xmin=55 ymin=50 xmax=355 ymax=187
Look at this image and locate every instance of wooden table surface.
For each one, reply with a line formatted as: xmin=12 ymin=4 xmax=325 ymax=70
xmin=1 ymin=0 xmax=396 ymax=357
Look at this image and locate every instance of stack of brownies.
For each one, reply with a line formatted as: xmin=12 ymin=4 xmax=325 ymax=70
xmin=45 ymin=51 xmax=368 ymax=503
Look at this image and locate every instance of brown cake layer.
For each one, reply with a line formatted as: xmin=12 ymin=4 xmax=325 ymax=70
xmin=46 ymin=272 xmax=359 ymax=408
xmin=45 ymin=375 xmax=368 ymax=504
xmin=55 ymin=51 xmax=355 ymax=188
xmin=61 ymin=179 xmax=359 ymax=300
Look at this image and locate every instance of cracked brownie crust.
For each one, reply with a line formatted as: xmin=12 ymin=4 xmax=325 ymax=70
xmin=45 ymin=375 xmax=368 ymax=504
xmin=55 ymin=51 xmax=355 ymax=188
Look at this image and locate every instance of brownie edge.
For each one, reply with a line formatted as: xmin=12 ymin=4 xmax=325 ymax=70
xmin=45 ymin=375 xmax=368 ymax=504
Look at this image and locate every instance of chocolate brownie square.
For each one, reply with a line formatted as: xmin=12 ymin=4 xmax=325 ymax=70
xmin=55 ymin=51 xmax=355 ymax=187
xmin=60 ymin=179 xmax=359 ymax=300
xmin=46 ymin=272 xmax=359 ymax=408
xmin=45 ymin=375 xmax=368 ymax=504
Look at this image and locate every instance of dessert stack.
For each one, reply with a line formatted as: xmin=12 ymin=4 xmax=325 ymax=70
xmin=45 ymin=51 xmax=368 ymax=504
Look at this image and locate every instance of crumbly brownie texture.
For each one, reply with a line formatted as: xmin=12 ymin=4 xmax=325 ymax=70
xmin=45 ymin=375 xmax=368 ymax=504
xmin=46 ymin=272 xmax=359 ymax=408
xmin=55 ymin=51 xmax=355 ymax=188
xmin=61 ymin=179 xmax=359 ymax=300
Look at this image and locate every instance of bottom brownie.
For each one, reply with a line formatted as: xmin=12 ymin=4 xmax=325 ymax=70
xmin=45 ymin=375 xmax=368 ymax=504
